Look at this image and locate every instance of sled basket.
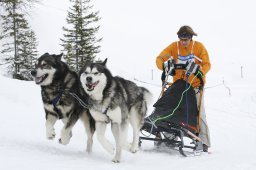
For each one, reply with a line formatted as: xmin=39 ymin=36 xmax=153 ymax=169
xmin=142 ymin=79 xmax=199 ymax=135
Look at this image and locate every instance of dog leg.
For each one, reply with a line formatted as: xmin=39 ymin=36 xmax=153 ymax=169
xmin=120 ymin=119 xmax=131 ymax=151
xmin=96 ymin=122 xmax=114 ymax=155
xmin=45 ymin=114 xmax=57 ymax=140
xmin=129 ymin=110 xmax=141 ymax=153
xmin=59 ymin=114 xmax=79 ymax=145
xmin=111 ymin=122 xmax=122 ymax=163
xmin=81 ymin=111 xmax=95 ymax=153
xmin=85 ymin=127 xmax=94 ymax=153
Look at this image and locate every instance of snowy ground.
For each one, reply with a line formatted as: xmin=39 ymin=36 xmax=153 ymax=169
xmin=0 ymin=66 xmax=256 ymax=170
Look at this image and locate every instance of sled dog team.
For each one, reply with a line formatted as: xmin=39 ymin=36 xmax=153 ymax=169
xmin=31 ymin=53 xmax=152 ymax=162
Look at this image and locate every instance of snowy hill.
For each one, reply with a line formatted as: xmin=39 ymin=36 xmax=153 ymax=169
xmin=0 ymin=67 xmax=256 ymax=170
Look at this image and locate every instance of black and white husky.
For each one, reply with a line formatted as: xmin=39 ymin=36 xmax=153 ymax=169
xmin=31 ymin=53 xmax=95 ymax=153
xmin=79 ymin=59 xmax=152 ymax=162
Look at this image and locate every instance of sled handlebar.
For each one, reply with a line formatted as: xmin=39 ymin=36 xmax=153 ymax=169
xmin=162 ymin=63 xmax=204 ymax=88
xmin=174 ymin=64 xmax=204 ymax=88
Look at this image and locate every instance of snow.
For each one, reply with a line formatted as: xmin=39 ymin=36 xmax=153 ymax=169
xmin=1 ymin=0 xmax=256 ymax=169
xmin=1 ymin=63 xmax=256 ymax=169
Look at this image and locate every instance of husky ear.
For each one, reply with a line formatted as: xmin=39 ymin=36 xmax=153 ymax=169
xmin=102 ymin=58 xmax=108 ymax=66
xmin=56 ymin=53 xmax=63 ymax=61
xmin=85 ymin=59 xmax=91 ymax=65
xmin=42 ymin=52 xmax=49 ymax=57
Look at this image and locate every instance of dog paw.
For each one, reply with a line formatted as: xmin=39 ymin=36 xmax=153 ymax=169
xmin=130 ymin=144 xmax=138 ymax=153
xmin=59 ymin=131 xmax=72 ymax=145
xmin=130 ymin=148 xmax=138 ymax=153
xmin=47 ymin=135 xmax=55 ymax=140
xmin=97 ymin=113 xmax=109 ymax=123
xmin=86 ymin=148 xmax=92 ymax=154
xmin=104 ymin=117 xmax=110 ymax=123
xmin=58 ymin=137 xmax=70 ymax=145
xmin=46 ymin=130 xmax=56 ymax=140
xmin=112 ymin=158 xmax=120 ymax=163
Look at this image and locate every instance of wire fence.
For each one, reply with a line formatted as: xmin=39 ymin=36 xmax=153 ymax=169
xmin=134 ymin=77 xmax=232 ymax=96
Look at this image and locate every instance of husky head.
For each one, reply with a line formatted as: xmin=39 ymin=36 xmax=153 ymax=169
xmin=79 ymin=59 xmax=110 ymax=97
xmin=31 ymin=53 xmax=64 ymax=86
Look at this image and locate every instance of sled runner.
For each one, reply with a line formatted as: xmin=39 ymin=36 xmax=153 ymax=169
xmin=139 ymin=63 xmax=204 ymax=157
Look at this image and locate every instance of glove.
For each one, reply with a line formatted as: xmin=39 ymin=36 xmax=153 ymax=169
xmin=161 ymin=70 xmax=166 ymax=81
xmin=195 ymin=68 xmax=203 ymax=78
xmin=162 ymin=57 xmax=175 ymax=76
xmin=161 ymin=67 xmax=176 ymax=81
xmin=195 ymin=68 xmax=204 ymax=87
xmin=163 ymin=60 xmax=171 ymax=73
xmin=186 ymin=61 xmax=199 ymax=76
xmin=169 ymin=68 xmax=176 ymax=76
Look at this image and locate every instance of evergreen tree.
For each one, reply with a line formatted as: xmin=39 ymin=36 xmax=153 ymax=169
xmin=0 ymin=0 xmax=38 ymax=79
xmin=60 ymin=0 xmax=102 ymax=72
xmin=19 ymin=29 xmax=38 ymax=70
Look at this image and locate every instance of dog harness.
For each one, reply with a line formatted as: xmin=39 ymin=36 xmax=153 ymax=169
xmin=51 ymin=91 xmax=64 ymax=119
xmin=51 ymin=92 xmax=63 ymax=107
xmin=41 ymin=85 xmax=64 ymax=119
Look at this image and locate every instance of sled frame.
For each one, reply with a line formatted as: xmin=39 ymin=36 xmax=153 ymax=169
xmin=139 ymin=64 xmax=205 ymax=156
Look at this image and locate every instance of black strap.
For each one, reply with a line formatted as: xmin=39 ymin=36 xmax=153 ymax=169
xmin=51 ymin=91 xmax=64 ymax=119
xmin=51 ymin=91 xmax=63 ymax=107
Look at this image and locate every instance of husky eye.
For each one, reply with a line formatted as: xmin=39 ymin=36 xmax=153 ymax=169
xmin=84 ymin=72 xmax=88 ymax=75
xmin=94 ymin=72 xmax=99 ymax=75
xmin=41 ymin=63 xmax=52 ymax=69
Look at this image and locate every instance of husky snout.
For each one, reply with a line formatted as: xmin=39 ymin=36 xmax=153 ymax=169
xmin=86 ymin=76 xmax=92 ymax=83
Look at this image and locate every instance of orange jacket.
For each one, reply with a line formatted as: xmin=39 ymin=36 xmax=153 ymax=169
xmin=156 ymin=40 xmax=211 ymax=88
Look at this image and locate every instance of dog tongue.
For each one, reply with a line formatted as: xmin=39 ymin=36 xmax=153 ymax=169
xmin=86 ymin=81 xmax=99 ymax=89
xmin=35 ymin=77 xmax=42 ymax=84
xmin=87 ymin=84 xmax=93 ymax=89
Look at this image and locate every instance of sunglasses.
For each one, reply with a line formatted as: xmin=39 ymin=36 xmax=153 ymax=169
xmin=179 ymin=38 xmax=191 ymax=42
xmin=178 ymin=33 xmax=192 ymax=40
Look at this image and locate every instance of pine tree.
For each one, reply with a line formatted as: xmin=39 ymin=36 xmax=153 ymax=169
xmin=60 ymin=0 xmax=102 ymax=72
xmin=0 ymin=0 xmax=39 ymax=79
xmin=19 ymin=29 xmax=38 ymax=70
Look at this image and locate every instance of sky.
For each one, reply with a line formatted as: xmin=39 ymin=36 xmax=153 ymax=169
xmin=1 ymin=0 xmax=256 ymax=169
xmin=28 ymin=0 xmax=256 ymax=83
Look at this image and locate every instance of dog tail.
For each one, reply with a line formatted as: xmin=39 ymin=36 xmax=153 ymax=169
xmin=140 ymin=87 xmax=153 ymax=119
xmin=142 ymin=87 xmax=153 ymax=106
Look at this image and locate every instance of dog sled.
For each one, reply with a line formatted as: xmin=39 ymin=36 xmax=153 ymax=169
xmin=139 ymin=62 xmax=205 ymax=157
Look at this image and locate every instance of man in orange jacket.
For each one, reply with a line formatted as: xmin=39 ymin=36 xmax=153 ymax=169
xmin=156 ymin=25 xmax=211 ymax=152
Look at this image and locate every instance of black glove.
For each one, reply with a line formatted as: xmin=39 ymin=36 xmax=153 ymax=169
xmin=195 ymin=68 xmax=203 ymax=78
xmin=169 ymin=69 xmax=176 ymax=76
xmin=161 ymin=68 xmax=175 ymax=81
xmin=162 ymin=60 xmax=171 ymax=73
xmin=195 ymin=68 xmax=204 ymax=87
xmin=186 ymin=61 xmax=199 ymax=76
xmin=161 ymin=70 xmax=166 ymax=81
xmin=162 ymin=57 xmax=176 ymax=77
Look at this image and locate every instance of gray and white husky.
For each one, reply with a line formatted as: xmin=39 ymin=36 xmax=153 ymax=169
xmin=79 ymin=59 xmax=152 ymax=162
xmin=31 ymin=53 xmax=95 ymax=153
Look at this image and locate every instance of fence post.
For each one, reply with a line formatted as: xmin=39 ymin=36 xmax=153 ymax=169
xmin=151 ymin=69 xmax=153 ymax=80
xmin=241 ymin=66 xmax=243 ymax=78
